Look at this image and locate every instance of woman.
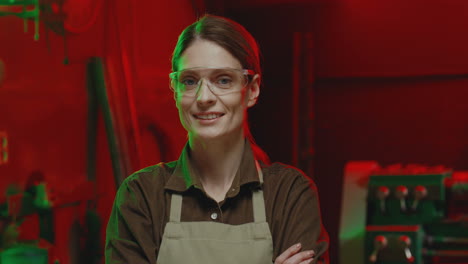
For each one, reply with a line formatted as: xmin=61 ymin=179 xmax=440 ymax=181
xmin=105 ymin=15 xmax=329 ymax=264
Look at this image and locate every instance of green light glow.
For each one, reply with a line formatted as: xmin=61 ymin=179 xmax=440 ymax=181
xmin=340 ymin=228 xmax=365 ymax=241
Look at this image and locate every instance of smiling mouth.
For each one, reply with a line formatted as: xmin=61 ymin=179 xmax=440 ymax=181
xmin=193 ymin=113 xmax=225 ymax=120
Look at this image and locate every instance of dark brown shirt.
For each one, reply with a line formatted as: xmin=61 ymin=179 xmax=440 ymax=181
xmin=105 ymin=142 xmax=329 ymax=263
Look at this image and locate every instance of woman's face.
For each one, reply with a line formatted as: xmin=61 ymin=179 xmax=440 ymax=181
xmin=174 ymin=39 xmax=259 ymax=141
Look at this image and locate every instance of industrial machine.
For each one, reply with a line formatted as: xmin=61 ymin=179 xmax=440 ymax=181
xmin=0 ymin=171 xmax=101 ymax=264
xmin=341 ymin=162 xmax=468 ymax=264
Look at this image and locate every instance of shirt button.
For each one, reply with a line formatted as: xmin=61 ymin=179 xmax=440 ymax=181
xmin=210 ymin=212 xmax=218 ymax=220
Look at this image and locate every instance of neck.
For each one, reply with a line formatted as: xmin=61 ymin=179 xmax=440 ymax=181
xmin=188 ymin=132 xmax=245 ymax=201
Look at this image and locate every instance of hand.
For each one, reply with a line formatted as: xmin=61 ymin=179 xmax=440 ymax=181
xmin=274 ymin=243 xmax=315 ymax=264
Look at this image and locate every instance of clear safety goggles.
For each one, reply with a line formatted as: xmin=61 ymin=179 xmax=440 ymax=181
xmin=169 ymin=67 xmax=255 ymax=96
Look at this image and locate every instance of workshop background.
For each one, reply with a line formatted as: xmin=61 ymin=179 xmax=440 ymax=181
xmin=1 ymin=0 xmax=468 ymax=263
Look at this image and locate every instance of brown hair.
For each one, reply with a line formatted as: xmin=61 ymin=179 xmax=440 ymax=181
xmin=171 ymin=14 xmax=270 ymax=164
xmin=172 ymin=15 xmax=261 ymax=75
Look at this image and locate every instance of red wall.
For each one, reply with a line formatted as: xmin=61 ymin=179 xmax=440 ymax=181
xmin=226 ymin=1 xmax=468 ymax=263
xmin=312 ymin=2 xmax=468 ymax=263
xmin=0 ymin=14 xmax=100 ymax=261
xmin=0 ymin=1 xmax=195 ymax=263
xmin=312 ymin=0 xmax=468 ymax=77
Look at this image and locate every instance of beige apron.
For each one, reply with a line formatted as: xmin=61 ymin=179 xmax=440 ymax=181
xmin=157 ymin=163 xmax=273 ymax=264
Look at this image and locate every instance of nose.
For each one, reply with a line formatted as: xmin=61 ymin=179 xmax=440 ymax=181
xmin=196 ymin=79 xmax=217 ymax=106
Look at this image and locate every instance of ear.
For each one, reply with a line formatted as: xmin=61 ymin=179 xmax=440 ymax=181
xmin=246 ymin=74 xmax=260 ymax=108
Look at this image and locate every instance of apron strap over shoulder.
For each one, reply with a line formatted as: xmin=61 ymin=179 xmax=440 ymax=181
xmin=255 ymin=160 xmax=264 ymax=184
xmin=169 ymin=193 xmax=183 ymax=222
xmin=253 ymin=161 xmax=267 ymax=223
xmin=252 ymin=190 xmax=266 ymax=223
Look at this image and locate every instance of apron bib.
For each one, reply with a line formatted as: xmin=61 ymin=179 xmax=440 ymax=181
xmin=157 ymin=163 xmax=273 ymax=264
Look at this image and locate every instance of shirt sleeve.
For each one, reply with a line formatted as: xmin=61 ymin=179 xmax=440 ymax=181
xmin=270 ymin=169 xmax=330 ymax=264
xmin=105 ymin=176 xmax=157 ymax=264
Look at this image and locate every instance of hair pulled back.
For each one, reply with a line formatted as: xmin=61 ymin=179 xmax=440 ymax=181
xmin=172 ymin=15 xmax=261 ymax=78
xmin=171 ymin=14 xmax=269 ymax=164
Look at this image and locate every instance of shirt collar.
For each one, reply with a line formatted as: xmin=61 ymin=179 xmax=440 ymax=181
xmin=164 ymin=139 xmax=261 ymax=193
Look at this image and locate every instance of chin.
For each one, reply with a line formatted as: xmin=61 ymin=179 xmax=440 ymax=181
xmin=194 ymin=132 xmax=225 ymax=141
xmin=190 ymin=128 xmax=235 ymax=141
